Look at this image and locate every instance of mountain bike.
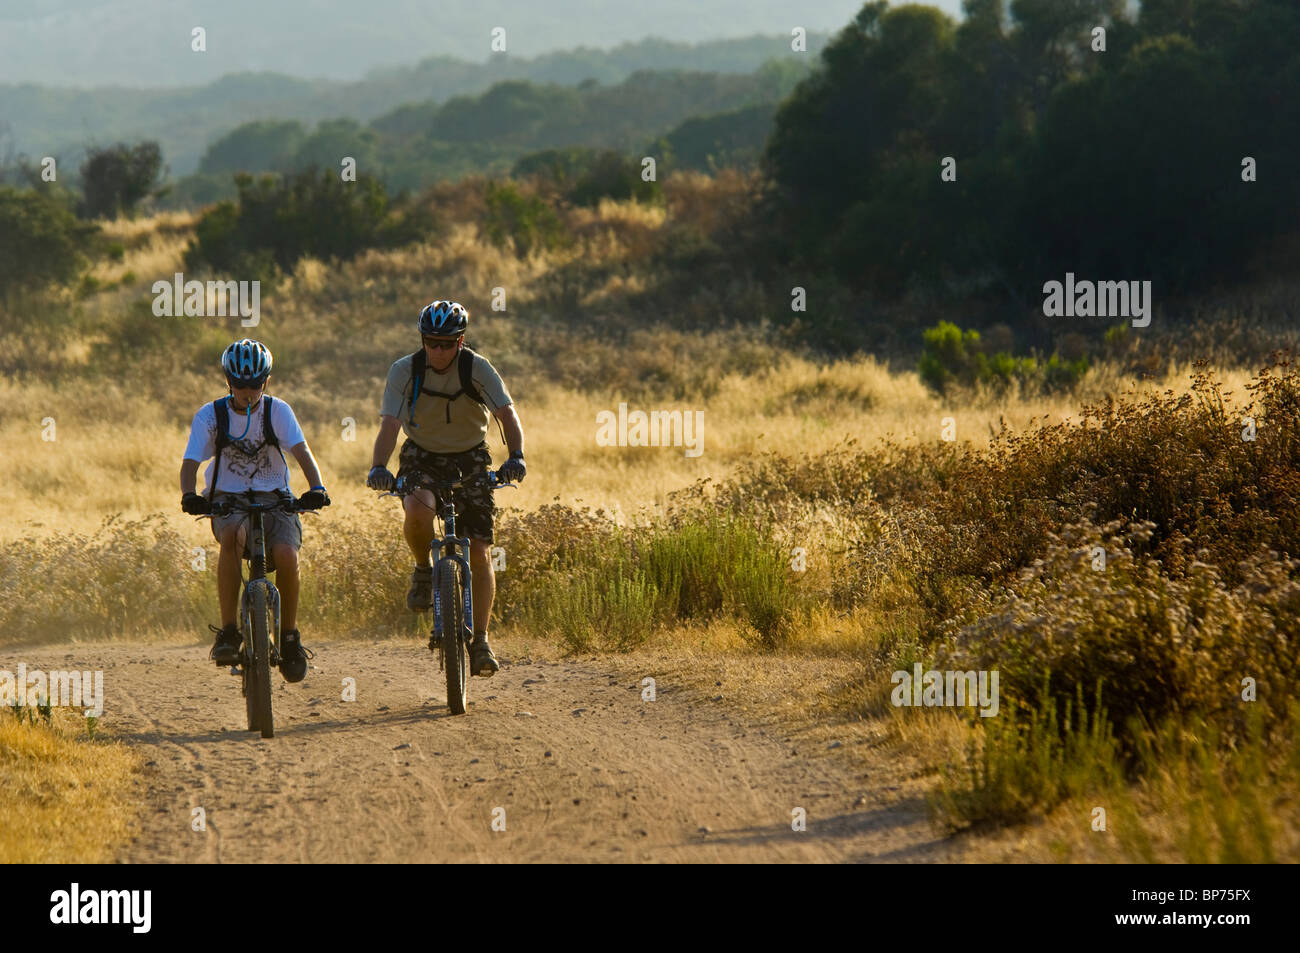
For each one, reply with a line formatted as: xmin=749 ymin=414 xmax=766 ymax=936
xmin=206 ymin=491 xmax=320 ymax=738
xmin=383 ymin=470 xmax=514 ymax=715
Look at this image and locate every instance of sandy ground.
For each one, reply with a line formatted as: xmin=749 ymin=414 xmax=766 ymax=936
xmin=16 ymin=640 xmax=960 ymax=863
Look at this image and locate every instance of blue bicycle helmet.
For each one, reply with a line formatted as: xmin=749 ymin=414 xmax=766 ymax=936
xmin=418 ymin=300 xmax=469 ymax=337
xmin=221 ymin=338 xmax=272 ymax=388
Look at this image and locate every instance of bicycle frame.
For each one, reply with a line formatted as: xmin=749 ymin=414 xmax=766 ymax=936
xmin=430 ymin=496 xmax=474 ymax=652
xmin=388 ymin=471 xmax=512 ymax=652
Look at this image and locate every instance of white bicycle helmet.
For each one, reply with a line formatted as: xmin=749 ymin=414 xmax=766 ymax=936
xmin=221 ymin=339 xmax=273 ymax=387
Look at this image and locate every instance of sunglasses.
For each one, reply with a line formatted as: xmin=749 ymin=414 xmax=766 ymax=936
xmin=423 ymin=337 xmax=460 ymax=351
xmin=227 ymin=376 xmax=267 ymax=390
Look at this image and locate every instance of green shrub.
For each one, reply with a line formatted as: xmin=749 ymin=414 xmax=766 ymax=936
xmin=507 ymin=508 xmax=799 ymax=651
xmin=183 ymin=169 xmax=423 ymax=277
xmin=644 ymin=513 xmax=797 ymax=646
xmin=931 ymin=682 xmax=1122 ymax=829
xmin=511 ymin=147 xmax=663 ymax=207
xmin=567 ymin=150 xmax=662 ymax=207
xmin=1124 ymin=705 xmax=1293 ymax=864
xmin=483 ymin=180 xmax=569 ymax=257
xmin=532 ymin=542 xmax=663 ymax=652
xmin=919 ymin=321 xmax=1087 ymax=395
xmin=0 ymin=187 xmax=99 ymax=301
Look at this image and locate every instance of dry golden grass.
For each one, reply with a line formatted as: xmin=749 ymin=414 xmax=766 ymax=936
xmin=0 ymin=710 xmax=138 ymax=862
xmin=96 ymin=209 xmax=199 ymax=245
xmin=88 ymin=213 xmax=196 ymax=285
xmin=0 ymin=346 xmax=1262 ymax=543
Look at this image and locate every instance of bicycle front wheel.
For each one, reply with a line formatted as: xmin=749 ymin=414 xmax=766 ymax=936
xmin=249 ymin=583 xmax=274 ymax=738
xmin=439 ymin=559 xmax=467 ymax=715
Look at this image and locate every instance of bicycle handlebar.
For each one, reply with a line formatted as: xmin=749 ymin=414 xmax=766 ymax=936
xmin=206 ymin=494 xmax=321 ymax=518
xmin=381 ymin=470 xmax=515 ymax=498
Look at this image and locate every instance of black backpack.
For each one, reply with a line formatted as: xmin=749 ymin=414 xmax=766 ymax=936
xmin=207 ymin=395 xmax=285 ymax=500
xmin=407 ymin=346 xmax=485 ymax=424
xmin=406 ymin=345 xmax=509 ymax=445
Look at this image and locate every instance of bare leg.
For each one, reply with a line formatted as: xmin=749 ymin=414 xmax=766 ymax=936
xmin=470 ymin=539 xmax=494 ymax=634
xmin=215 ymin=524 xmax=247 ymax=627
xmin=403 ymin=490 xmax=436 ymax=567
xmin=271 ymin=543 xmax=300 ymax=630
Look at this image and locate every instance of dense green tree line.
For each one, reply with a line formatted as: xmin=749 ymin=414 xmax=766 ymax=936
xmin=761 ymin=0 xmax=1300 ymax=298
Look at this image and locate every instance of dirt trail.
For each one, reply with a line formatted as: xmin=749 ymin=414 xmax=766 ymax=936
xmin=19 ymin=640 xmax=956 ymax=863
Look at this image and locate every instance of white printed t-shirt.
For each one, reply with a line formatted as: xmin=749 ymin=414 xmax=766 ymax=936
xmin=183 ymin=397 xmax=306 ymax=495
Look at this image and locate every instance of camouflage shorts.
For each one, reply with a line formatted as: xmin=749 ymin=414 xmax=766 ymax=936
xmin=397 ymin=439 xmax=495 ymax=543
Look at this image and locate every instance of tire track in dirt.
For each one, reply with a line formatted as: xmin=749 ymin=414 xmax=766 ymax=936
xmin=17 ymin=640 xmax=956 ymax=863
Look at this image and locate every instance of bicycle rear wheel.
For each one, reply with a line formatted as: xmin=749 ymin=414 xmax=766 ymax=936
xmin=439 ymin=559 xmax=467 ymax=715
xmin=248 ymin=583 xmax=274 ymax=738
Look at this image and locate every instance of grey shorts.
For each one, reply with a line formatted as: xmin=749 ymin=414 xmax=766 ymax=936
xmin=210 ymin=490 xmax=303 ymax=571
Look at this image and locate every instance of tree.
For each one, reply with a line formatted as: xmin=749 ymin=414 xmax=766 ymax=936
xmin=198 ymin=120 xmax=306 ymax=175
xmin=79 ymin=141 xmax=164 ymax=219
xmin=289 ymin=119 xmax=379 ymax=174
xmin=761 ymin=2 xmax=958 ymax=278
xmin=1018 ymin=36 xmax=1243 ymax=290
xmin=1008 ymin=0 xmax=1126 ymax=114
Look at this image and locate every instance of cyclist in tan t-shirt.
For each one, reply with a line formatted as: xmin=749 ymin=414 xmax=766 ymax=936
xmin=366 ymin=300 xmax=526 ymax=677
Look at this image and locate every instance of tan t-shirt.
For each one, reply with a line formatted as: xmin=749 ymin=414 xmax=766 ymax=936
xmin=380 ymin=348 xmax=512 ymax=453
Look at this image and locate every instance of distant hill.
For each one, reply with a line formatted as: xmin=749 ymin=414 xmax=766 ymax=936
xmin=0 ymin=35 xmax=830 ymax=176
xmin=0 ymin=0 xmax=893 ymax=86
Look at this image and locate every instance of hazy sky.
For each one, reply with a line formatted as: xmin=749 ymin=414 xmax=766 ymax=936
xmin=0 ymin=0 xmax=969 ymax=87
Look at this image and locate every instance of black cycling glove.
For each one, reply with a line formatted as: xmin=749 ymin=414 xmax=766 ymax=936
xmin=367 ymin=466 xmax=396 ymax=491
xmin=499 ymin=452 xmax=526 ymax=483
xmin=298 ymin=488 xmax=331 ymax=510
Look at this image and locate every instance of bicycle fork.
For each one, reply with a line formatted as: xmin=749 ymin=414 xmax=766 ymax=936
xmin=235 ymin=579 xmax=281 ymax=675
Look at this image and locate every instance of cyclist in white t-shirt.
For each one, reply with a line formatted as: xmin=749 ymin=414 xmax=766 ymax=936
xmin=179 ymin=339 xmax=330 ymax=682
